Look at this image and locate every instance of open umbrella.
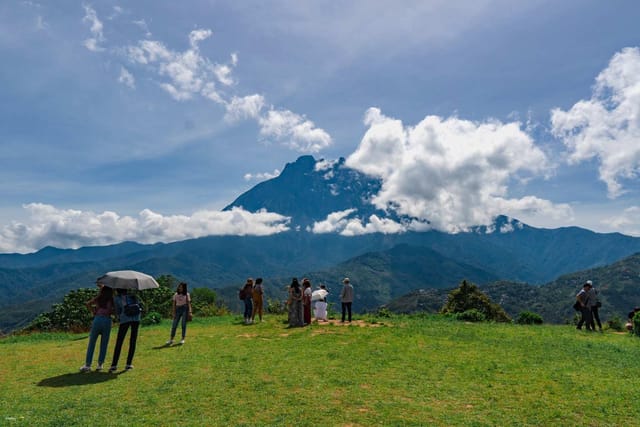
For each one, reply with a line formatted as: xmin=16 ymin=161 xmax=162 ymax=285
xmin=96 ymin=270 xmax=160 ymax=290
xmin=311 ymin=289 xmax=328 ymax=301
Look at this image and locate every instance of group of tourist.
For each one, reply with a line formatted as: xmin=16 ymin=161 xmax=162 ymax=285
xmin=575 ymin=280 xmax=603 ymax=332
xmin=285 ymin=277 xmax=354 ymax=327
xmin=81 ymin=275 xmax=356 ymax=371
xmin=80 ymin=282 xmax=192 ymax=373
xmin=239 ymin=277 xmax=264 ymax=324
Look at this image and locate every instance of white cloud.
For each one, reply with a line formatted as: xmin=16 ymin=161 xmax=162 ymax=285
xmin=225 ymin=94 xmax=265 ymax=122
xmin=310 ymin=209 xmax=425 ymax=236
xmin=0 ymin=203 xmax=290 ymax=254
xmin=551 ymin=47 xmax=640 ymax=199
xmin=258 ymin=109 xmax=332 ymax=153
xmin=345 ymin=108 xmax=571 ymax=233
xmin=125 ymin=29 xmax=229 ymax=102
xmin=85 ymin=14 xmax=332 ymax=154
xmin=244 ymin=169 xmax=280 ymax=181
xmin=118 ymin=66 xmax=135 ymax=88
xmin=132 ymin=19 xmax=151 ymax=37
xmin=82 ymin=5 xmax=105 ymax=52
xmin=602 ymin=206 xmax=640 ymax=237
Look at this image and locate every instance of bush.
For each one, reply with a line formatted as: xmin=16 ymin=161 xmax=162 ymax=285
xmin=516 ymin=311 xmax=543 ymax=325
xmin=441 ymin=280 xmax=511 ymax=322
xmin=141 ymin=311 xmax=162 ymax=326
xmin=266 ymin=298 xmax=287 ymax=315
xmin=455 ymin=309 xmax=486 ymax=322
xmin=25 ymin=288 xmax=98 ymax=333
xmin=606 ymin=316 xmax=624 ymax=332
xmin=633 ymin=312 xmax=640 ymax=337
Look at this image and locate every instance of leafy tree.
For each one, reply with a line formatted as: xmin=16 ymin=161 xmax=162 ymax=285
xmin=26 ymin=288 xmax=98 ymax=333
xmin=441 ymin=280 xmax=511 ymax=322
xmin=516 ymin=311 xmax=544 ymax=325
xmin=138 ymin=274 xmax=176 ymax=318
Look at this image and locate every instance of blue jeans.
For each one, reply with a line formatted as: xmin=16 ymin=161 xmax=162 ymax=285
xmin=170 ymin=305 xmax=188 ymax=339
xmin=243 ymin=297 xmax=253 ymax=319
xmin=85 ymin=315 xmax=112 ymax=366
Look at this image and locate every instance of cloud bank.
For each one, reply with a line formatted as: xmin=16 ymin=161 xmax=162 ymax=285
xmin=341 ymin=108 xmax=572 ymax=234
xmin=0 ymin=204 xmax=290 ymax=254
xmin=551 ymin=47 xmax=640 ymax=198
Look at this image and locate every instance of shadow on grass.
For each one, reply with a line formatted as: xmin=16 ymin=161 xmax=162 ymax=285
xmin=37 ymin=371 xmax=122 ymax=387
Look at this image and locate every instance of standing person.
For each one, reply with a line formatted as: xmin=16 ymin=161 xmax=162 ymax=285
xmin=80 ymin=286 xmax=114 ymax=372
xmin=109 ymin=289 xmax=141 ymax=372
xmin=241 ymin=278 xmax=254 ymax=324
xmin=340 ymin=278 xmax=354 ymax=323
xmin=314 ymin=284 xmax=329 ymax=322
xmin=302 ymin=278 xmax=312 ymax=325
xmin=166 ymin=282 xmax=192 ymax=345
xmin=251 ymin=277 xmax=265 ymax=323
xmin=576 ymin=281 xmax=593 ymax=331
xmin=587 ymin=280 xmax=603 ymax=332
xmin=287 ymin=278 xmax=304 ymax=327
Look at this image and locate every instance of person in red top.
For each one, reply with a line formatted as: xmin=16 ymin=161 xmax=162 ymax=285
xmin=80 ymin=285 xmax=114 ymax=372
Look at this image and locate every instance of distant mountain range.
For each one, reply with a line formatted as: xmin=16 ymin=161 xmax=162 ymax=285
xmin=2 ymin=155 xmax=640 ymax=333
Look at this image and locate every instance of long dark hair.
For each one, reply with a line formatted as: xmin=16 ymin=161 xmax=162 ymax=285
xmin=177 ymin=282 xmax=188 ymax=295
xmin=290 ymin=278 xmax=300 ymax=291
xmin=96 ymin=286 xmax=113 ymax=308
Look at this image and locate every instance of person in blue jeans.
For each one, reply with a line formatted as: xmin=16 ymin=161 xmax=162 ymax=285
xmin=166 ymin=282 xmax=192 ymax=345
xmin=109 ymin=289 xmax=141 ymax=372
xmin=80 ymin=285 xmax=114 ymax=372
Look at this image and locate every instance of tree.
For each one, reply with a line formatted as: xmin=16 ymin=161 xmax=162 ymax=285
xmin=441 ymin=280 xmax=511 ymax=322
xmin=26 ymin=288 xmax=98 ymax=333
xmin=138 ymin=274 xmax=176 ymax=318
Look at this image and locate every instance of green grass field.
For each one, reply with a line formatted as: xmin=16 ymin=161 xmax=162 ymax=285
xmin=1 ymin=314 xmax=638 ymax=426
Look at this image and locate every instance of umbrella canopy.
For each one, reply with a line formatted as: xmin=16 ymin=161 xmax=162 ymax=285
xmin=96 ymin=270 xmax=160 ymax=290
xmin=311 ymin=289 xmax=328 ymax=301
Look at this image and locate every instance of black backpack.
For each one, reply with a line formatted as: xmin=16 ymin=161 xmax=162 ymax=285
xmin=122 ymin=295 xmax=143 ymax=316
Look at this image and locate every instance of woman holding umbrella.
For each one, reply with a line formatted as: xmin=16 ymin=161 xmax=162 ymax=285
xmin=80 ymin=285 xmax=114 ymax=372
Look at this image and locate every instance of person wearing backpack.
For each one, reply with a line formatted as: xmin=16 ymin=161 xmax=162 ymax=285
xmin=166 ymin=282 xmax=192 ymax=345
xmin=109 ymin=288 xmax=141 ymax=371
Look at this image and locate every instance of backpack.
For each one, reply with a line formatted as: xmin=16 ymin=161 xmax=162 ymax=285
xmin=122 ymin=295 xmax=142 ymax=316
xmin=238 ymin=289 xmax=245 ymax=300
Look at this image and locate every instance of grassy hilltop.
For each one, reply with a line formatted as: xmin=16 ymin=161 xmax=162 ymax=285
xmin=1 ymin=315 xmax=639 ymax=426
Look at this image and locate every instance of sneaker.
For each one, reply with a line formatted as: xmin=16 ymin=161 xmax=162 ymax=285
xmin=125 ymin=365 xmax=134 ymax=370
xmin=165 ymin=339 xmax=173 ymax=345
xmin=109 ymin=366 xmax=117 ymax=372
xmin=79 ymin=365 xmax=91 ymax=373
xmin=179 ymin=339 xmax=185 ymax=345
xmin=96 ymin=364 xmax=104 ymax=371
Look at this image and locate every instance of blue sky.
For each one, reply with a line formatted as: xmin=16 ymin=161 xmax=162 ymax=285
xmin=1 ymin=1 xmax=639 ymax=253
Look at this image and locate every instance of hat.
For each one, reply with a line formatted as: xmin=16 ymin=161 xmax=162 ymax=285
xmin=343 ymin=277 xmax=350 ymax=283
xmin=585 ymin=280 xmax=593 ymax=286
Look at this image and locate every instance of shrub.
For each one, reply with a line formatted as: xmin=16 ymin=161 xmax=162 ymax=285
xmin=441 ymin=280 xmax=511 ymax=322
xmin=633 ymin=312 xmax=640 ymax=337
xmin=266 ymin=298 xmax=287 ymax=315
xmin=141 ymin=311 xmax=162 ymax=326
xmin=24 ymin=288 xmax=98 ymax=333
xmin=516 ymin=311 xmax=543 ymax=325
xmin=455 ymin=309 xmax=486 ymax=322
xmin=606 ymin=316 xmax=624 ymax=332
